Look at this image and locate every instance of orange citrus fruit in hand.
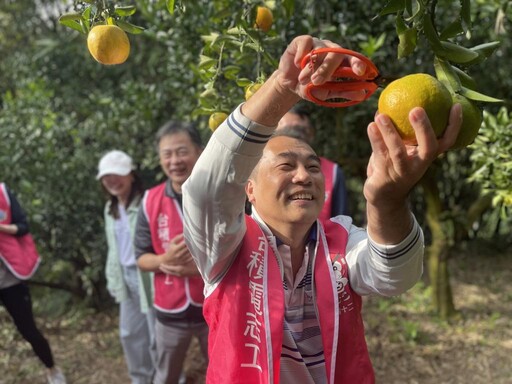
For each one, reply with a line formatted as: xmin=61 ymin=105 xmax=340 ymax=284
xmin=245 ymin=83 xmax=262 ymax=101
xmin=378 ymin=74 xmax=452 ymax=145
xmin=451 ymin=94 xmax=483 ymax=149
xmin=87 ymin=25 xmax=130 ymax=65
xmin=254 ymin=6 xmax=273 ymax=32
xmin=208 ymin=112 xmax=228 ymax=132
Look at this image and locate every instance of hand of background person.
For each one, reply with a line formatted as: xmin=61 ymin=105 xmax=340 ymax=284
xmin=162 ymin=233 xmax=194 ymax=266
xmin=159 ymin=259 xmax=200 ymax=277
xmin=0 ymin=223 xmax=17 ymax=235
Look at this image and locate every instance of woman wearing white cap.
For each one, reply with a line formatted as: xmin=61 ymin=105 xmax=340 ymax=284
xmin=97 ymin=150 xmax=156 ymax=384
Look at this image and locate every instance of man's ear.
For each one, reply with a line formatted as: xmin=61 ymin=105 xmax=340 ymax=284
xmin=245 ymin=179 xmax=255 ymax=204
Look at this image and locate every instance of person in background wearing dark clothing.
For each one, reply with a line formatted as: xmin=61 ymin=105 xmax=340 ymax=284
xmin=0 ymin=183 xmax=67 ymax=384
xmin=277 ymin=104 xmax=349 ymax=220
xmin=135 ymin=122 xmax=208 ymax=384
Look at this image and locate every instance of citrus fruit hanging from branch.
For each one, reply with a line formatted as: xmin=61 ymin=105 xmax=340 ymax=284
xmin=58 ymin=1 xmax=144 ymax=65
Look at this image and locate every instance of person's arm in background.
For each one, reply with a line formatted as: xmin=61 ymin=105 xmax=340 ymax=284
xmin=0 ymin=187 xmax=29 ymax=236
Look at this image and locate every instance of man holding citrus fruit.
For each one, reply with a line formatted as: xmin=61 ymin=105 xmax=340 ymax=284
xmin=183 ymin=35 xmax=462 ymax=383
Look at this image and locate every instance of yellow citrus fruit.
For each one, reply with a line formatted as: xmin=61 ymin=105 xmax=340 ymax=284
xmin=451 ymin=94 xmax=483 ymax=149
xmin=254 ymin=6 xmax=273 ymax=32
xmin=245 ymin=83 xmax=263 ymax=101
xmin=378 ymin=74 xmax=452 ymax=145
xmin=87 ymin=25 xmax=130 ymax=65
xmin=208 ymin=112 xmax=228 ymax=131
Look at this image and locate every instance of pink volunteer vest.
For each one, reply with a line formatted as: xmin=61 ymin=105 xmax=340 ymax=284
xmin=319 ymin=157 xmax=336 ymax=222
xmin=203 ymin=216 xmax=374 ymax=384
xmin=0 ymin=183 xmax=40 ymax=280
xmin=144 ymin=182 xmax=204 ymax=313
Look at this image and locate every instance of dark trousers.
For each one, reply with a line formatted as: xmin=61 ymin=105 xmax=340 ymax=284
xmin=0 ymin=282 xmax=54 ymax=368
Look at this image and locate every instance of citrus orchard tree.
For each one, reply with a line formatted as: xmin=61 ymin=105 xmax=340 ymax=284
xmin=1 ymin=0 xmax=509 ymax=311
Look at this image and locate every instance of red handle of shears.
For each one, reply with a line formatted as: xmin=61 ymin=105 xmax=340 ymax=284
xmin=300 ymin=47 xmax=380 ymax=108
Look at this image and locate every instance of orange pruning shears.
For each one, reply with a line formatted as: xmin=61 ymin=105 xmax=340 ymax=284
xmin=300 ymin=47 xmax=395 ymax=108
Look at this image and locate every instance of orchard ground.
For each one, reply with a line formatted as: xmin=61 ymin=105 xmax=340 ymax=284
xmin=1 ymin=240 xmax=511 ymax=384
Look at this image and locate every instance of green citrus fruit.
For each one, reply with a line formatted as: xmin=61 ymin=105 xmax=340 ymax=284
xmin=451 ymin=94 xmax=483 ymax=149
xmin=378 ymin=73 xmax=452 ymax=145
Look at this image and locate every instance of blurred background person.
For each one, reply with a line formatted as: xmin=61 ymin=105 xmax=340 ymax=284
xmin=0 ymin=182 xmax=67 ymax=384
xmin=135 ymin=122 xmax=208 ymax=384
xmin=97 ymin=150 xmax=156 ymax=384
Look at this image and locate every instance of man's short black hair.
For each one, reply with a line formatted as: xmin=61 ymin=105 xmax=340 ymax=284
xmin=289 ymin=103 xmax=313 ymax=124
xmin=155 ymin=121 xmax=203 ymax=151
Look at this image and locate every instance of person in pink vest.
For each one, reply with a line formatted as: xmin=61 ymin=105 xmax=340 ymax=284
xmin=182 ymin=35 xmax=462 ymax=384
xmin=135 ymin=121 xmax=208 ymax=384
xmin=276 ymin=104 xmax=349 ymax=221
xmin=0 ymin=183 xmax=67 ymax=384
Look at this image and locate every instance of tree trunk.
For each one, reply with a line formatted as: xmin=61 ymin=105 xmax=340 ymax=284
xmin=421 ymin=166 xmax=456 ymax=319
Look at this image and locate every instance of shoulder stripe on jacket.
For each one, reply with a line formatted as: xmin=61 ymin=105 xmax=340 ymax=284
xmin=227 ymin=114 xmax=272 ymax=144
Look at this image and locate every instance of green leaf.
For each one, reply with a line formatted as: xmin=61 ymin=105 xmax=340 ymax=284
xmin=199 ymin=88 xmax=218 ymax=99
xmin=397 ymin=28 xmax=417 ymax=58
xmin=405 ymin=0 xmax=413 ymax=15
xmin=460 ymin=87 xmax=503 ymax=103
xmin=201 ymin=33 xmax=220 ymax=44
xmin=82 ymin=6 xmax=92 ymax=32
xmin=460 ymin=0 xmax=471 ymax=30
xmin=116 ymin=20 xmax=145 ymax=35
xmin=236 ymin=78 xmax=253 ymax=87
xmin=434 ymin=57 xmax=461 ymax=93
xmin=58 ymin=12 xmax=83 ymax=22
xmin=167 ymin=0 xmax=175 ymax=15
xmin=440 ymin=20 xmax=464 ymax=40
xmin=436 ymin=41 xmax=479 ymax=64
xmin=464 ymin=41 xmax=501 ymax=65
xmin=396 ymin=13 xmax=407 ymax=34
xmin=422 ymin=14 xmax=443 ymax=51
xmin=403 ymin=0 xmax=424 ymax=22
xmin=114 ymin=5 xmax=137 ymax=17
xmin=59 ymin=19 xmax=86 ymax=34
xmin=227 ymin=27 xmax=246 ymax=35
xmin=452 ymin=66 xmax=478 ymax=90
xmin=283 ymin=0 xmax=295 ymax=18
xmin=223 ymin=65 xmax=241 ymax=80
xmin=198 ymin=55 xmax=217 ymax=70
xmin=378 ymin=0 xmax=406 ymax=17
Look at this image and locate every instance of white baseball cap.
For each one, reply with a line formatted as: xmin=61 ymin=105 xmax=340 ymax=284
xmin=96 ymin=150 xmax=134 ymax=179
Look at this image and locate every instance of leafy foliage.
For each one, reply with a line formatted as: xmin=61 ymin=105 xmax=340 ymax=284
xmin=0 ymin=0 xmax=510 ymax=307
xmin=468 ymin=107 xmax=512 ymax=237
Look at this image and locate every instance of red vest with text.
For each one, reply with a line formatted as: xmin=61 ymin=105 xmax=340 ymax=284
xmin=144 ymin=182 xmax=204 ymax=313
xmin=319 ymin=157 xmax=336 ymax=222
xmin=203 ymin=216 xmax=374 ymax=384
xmin=0 ymin=183 xmax=40 ymax=280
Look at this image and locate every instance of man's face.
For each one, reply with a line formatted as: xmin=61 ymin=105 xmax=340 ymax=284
xmin=246 ymin=136 xmax=325 ymax=230
xmin=276 ymin=112 xmax=315 ymax=143
xmin=158 ymin=131 xmax=202 ymax=192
